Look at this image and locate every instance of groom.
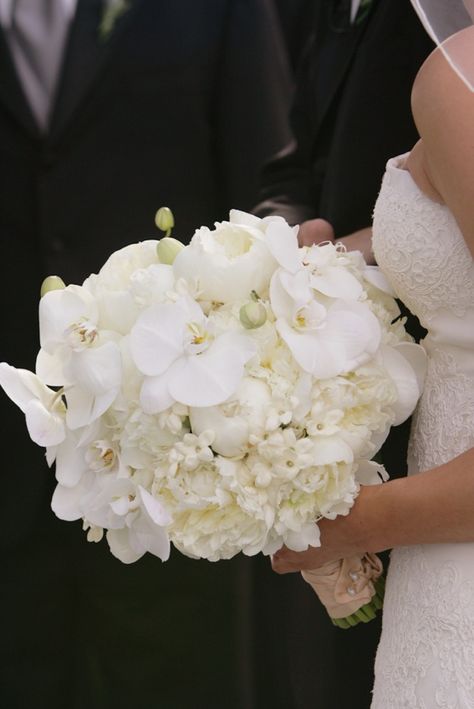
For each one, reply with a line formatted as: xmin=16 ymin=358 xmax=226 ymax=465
xmin=253 ymin=0 xmax=433 ymax=707
xmin=0 ymin=2 xmax=291 ymax=707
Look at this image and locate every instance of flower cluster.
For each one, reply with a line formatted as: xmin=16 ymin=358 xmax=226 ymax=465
xmin=0 ymin=211 xmax=426 ymax=563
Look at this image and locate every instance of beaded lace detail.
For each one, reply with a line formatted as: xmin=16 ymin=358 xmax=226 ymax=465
xmin=371 ymin=156 xmax=474 ymax=708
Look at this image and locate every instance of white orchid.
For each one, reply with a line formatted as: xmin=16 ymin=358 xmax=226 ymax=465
xmin=270 ymin=269 xmax=381 ymax=378
xmin=130 ymin=296 xmax=256 ymax=413
xmin=52 ymin=473 xmax=171 ymax=563
xmin=36 ymin=286 xmax=122 ymax=429
xmin=0 ymin=362 xmax=66 ymax=446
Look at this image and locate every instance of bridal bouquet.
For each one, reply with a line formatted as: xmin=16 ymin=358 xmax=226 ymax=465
xmin=0 ymin=210 xmax=425 ymax=619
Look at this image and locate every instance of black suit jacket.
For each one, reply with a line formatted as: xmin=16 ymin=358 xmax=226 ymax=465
xmin=0 ymin=3 xmax=291 ymax=707
xmin=252 ymin=2 xmax=433 ymax=708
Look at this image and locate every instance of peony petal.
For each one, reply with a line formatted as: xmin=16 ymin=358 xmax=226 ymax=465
xmin=190 ymin=406 xmax=249 ymax=457
xmin=130 ymin=302 xmax=187 ymax=376
xmin=356 ymin=459 xmax=389 ymax=485
xmin=229 ymin=209 xmax=263 ymax=228
xmin=311 ymin=436 xmax=354 ymax=466
xmin=24 ymin=399 xmax=65 ymax=447
xmin=378 ymin=344 xmax=426 ymax=425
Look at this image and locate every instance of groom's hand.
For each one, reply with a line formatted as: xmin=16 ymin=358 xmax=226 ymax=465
xmin=297 ymin=219 xmax=375 ymax=265
xmin=297 ymin=218 xmax=335 ymax=247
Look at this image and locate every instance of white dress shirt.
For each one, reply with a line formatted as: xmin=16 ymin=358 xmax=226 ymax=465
xmin=0 ymin=0 xmax=78 ymax=29
xmin=351 ymin=0 xmax=362 ymax=23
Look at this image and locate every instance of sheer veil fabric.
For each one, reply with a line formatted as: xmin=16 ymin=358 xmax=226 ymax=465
xmin=410 ymin=0 xmax=474 ymax=90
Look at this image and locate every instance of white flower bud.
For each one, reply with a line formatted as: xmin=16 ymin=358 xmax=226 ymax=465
xmin=155 ymin=207 xmax=175 ymax=235
xmin=157 ymin=237 xmax=185 ymax=265
xmin=240 ymin=301 xmax=267 ymax=330
xmin=40 ymin=275 xmax=65 ymax=298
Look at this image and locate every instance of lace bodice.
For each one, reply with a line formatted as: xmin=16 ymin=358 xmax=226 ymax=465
xmin=373 ymin=154 xmax=474 ymax=473
xmin=371 ymin=155 xmax=474 ymax=709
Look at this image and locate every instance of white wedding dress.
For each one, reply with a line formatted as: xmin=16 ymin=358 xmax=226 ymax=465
xmin=370 ymin=154 xmax=474 ymax=708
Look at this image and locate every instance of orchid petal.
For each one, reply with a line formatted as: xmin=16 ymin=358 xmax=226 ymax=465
xmin=39 ymin=286 xmax=97 ymax=353
xmin=54 ymin=435 xmax=88 ymax=487
xmin=25 ymin=399 xmax=65 ymax=447
xmin=36 ymin=348 xmax=68 ymax=386
xmin=107 ymin=528 xmax=144 ymax=564
xmin=265 ymin=219 xmax=301 ymax=272
xmin=139 ymin=364 xmax=180 ymax=414
xmin=67 ymin=341 xmax=122 ymax=395
xmin=0 ymin=362 xmax=51 ymax=413
xmin=65 ymin=386 xmax=118 ymax=429
xmin=130 ymin=302 xmax=187 ymax=376
xmin=363 ymin=266 xmax=396 ymax=295
xmin=310 ymin=266 xmax=363 ymax=300
xmin=168 ymin=334 xmax=256 ymax=407
xmin=51 ymin=472 xmax=94 ymax=521
xmin=138 ymin=486 xmax=172 ymax=527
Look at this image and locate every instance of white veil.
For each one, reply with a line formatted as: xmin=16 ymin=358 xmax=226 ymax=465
xmin=410 ymin=0 xmax=474 ymax=91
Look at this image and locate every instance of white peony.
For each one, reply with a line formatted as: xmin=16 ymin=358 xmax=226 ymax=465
xmin=172 ymin=210 xmax=285 ymax=303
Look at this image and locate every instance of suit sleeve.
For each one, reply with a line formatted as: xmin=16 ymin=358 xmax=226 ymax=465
xmin=213 ymin=0 xmax=293 ymax=213
xmin=253 ymin=35 xmax=323 ymax=225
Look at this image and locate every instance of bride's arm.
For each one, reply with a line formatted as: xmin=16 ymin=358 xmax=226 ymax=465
xmin=272 ymin=446 xmax=474 ymax=573
xmin=273 ymin=40 xmax=474 ymax=575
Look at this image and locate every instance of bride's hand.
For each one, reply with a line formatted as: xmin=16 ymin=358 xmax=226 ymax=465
xmin=272 ymin=485 xmax=379 ymax=574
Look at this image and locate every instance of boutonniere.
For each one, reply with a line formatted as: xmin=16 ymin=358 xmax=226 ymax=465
xmin=355 ymin=0 xmax=374 ymax=25
xmin=99 ymin=0 xmax=132 ymax=42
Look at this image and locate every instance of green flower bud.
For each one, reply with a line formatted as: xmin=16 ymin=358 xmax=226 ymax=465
xmin=155 ymin=206 xmax=175 ymax=236
xmin=40 ymin=275 xmax=66 ymax=298
xmin=240 ymin=301 xmax=267 ymax=330
xmin=157 ymin=236 xmax=185 ymax=265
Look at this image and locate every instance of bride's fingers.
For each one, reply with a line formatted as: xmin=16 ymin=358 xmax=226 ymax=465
xmin=271 ymin=547 xmax=322 ymax=574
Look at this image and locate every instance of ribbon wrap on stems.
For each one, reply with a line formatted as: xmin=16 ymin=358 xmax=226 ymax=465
xmin=302 ymin=553 xmax=384 ymax=628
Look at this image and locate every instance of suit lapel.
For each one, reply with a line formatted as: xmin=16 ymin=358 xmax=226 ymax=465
xmin=0 ymin=26 xmax=39 ymax=137
xmin=49 ymin=0 xmax=144 ymax=141
xmin=313 ymin=0 xmax=373 ymax=135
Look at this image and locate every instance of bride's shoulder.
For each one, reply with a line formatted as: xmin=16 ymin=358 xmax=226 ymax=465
xmin=411 ymin=26 xmax=474 ymax=121
xmin=410 ymin=27 xmax=474 ymax=258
